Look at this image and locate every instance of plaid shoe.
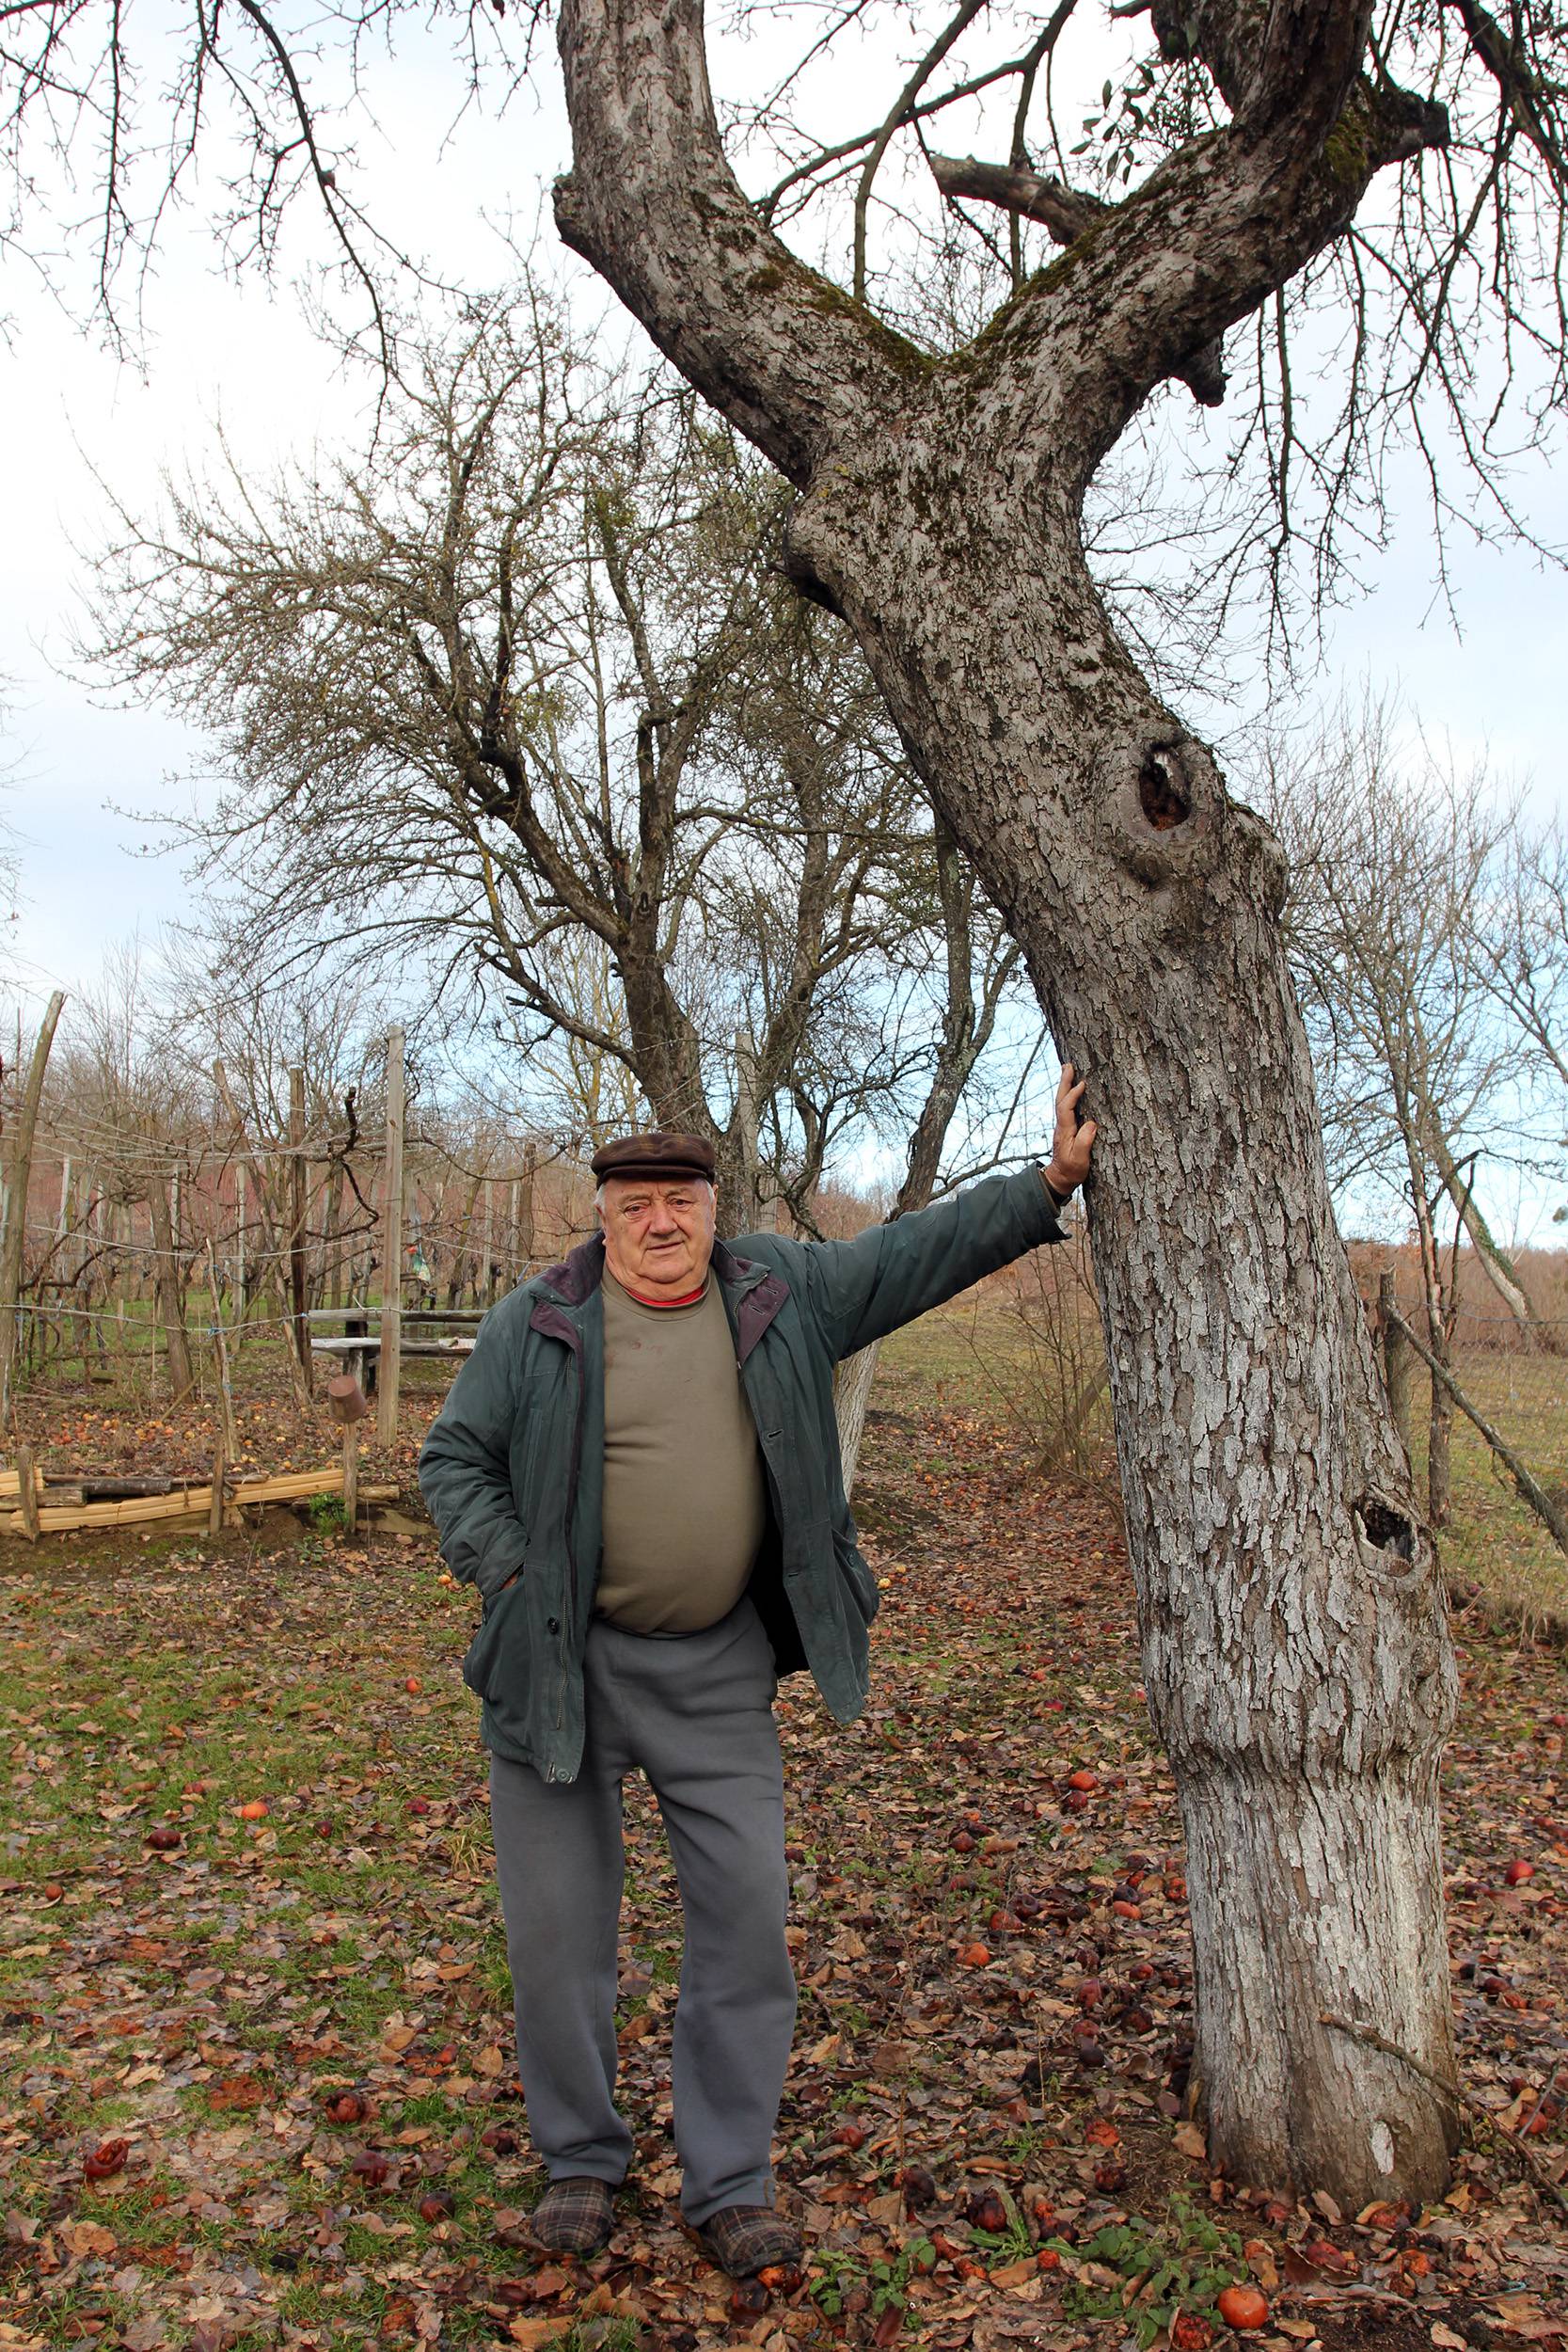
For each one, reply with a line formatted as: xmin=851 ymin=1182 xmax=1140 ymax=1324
xmin=695 ymin=2204 xmax=802 ymax=2278
xmin=527 ymin=2176 xmax=615 ymax=2255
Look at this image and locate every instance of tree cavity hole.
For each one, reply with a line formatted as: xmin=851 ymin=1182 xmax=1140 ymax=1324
xmin=1356 ymin=1495 xmax=1415 ymax=1560
xmin=1139 ymin=746 xmax=1192 ymax=832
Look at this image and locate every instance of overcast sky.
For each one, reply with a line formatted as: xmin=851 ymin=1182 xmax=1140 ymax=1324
xmin=3 ymin=12 xmax=1565 ymax=1224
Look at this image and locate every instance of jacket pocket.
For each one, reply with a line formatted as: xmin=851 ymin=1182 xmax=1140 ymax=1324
xmin=462 ymin=1578 xmax=528 ymax=1702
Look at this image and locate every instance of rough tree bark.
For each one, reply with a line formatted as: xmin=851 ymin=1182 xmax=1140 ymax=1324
xmin=554 ymin=0 xmax=1460 ymax=2203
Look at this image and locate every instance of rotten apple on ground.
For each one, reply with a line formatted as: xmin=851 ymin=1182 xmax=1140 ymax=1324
xmin=1217 ymin=2282 xmax=1271 ymax=2329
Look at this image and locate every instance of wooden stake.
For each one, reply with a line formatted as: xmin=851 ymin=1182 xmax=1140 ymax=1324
xmin=235 ymin=1158 xmax=246 ymax=1326
xmin=519 ymin=1140 xmax=537 ymax=1266
xmin=0 ymin=990 xmax=65 ymax=1427
xmin=147 ymin=1161 xmax=195 ymax=1401
xmin=14 ymin=1445 xmax=39 ymax=1543
xmin=341 ymin=1422 xmax=359 ymax=1536
xmin=289 ymin=1065 xmax=309 ymax=1391
xmin=208 ymin=1425 xmax=228 ymax=1538
xmin=206 ymin=1240 xmax=239 ymax=1462
xmin=377 ymin=1027 xmax=405 ymax=1453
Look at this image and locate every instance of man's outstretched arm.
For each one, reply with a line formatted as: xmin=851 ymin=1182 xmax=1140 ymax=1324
xmin=804 ymin=1063 xmax=1100 ymax=1361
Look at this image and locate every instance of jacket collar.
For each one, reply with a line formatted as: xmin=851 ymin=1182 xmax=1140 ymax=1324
xmin=534 ymin=1230 xmax=772 ymax=1309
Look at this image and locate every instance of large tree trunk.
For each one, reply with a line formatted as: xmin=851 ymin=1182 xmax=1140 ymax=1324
xmin=787 ymin=476 xmax=1460 ymax=2203
xmin=553 ymin=0 xmax=1461 ymax=2207
xmin=832 ymin=1340 xmax=881 ymax=1488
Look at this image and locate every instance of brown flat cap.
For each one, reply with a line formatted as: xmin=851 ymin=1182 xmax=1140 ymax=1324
xmin=591 ymin=1129 xmax=717 ymax=1184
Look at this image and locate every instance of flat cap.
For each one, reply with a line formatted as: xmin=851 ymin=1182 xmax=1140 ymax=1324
xmin=591 ymin=1129 xmax=717 ymax=1184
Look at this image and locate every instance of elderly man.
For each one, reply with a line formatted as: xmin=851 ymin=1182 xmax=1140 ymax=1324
xmin=418 ymin=1068 xmax=1096 ymax=2280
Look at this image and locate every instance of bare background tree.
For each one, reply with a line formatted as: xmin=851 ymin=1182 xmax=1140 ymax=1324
xmin=82 ymin=291 xmax=1035 ymax=1250
xmin=1481 ymin=820 xmax=1568 ymax=1168
xmin=1256 ymin=699 xmax=1564 ymax=1524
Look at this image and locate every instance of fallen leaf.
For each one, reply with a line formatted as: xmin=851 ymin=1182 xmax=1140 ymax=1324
xmin=58 ymin=2220 xmax=117 ymax=2258
xmin=990 ymin=2258 xmax=1037 ymax=2288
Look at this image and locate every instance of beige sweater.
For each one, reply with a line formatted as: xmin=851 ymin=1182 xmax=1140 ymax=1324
xmin=595 ymin=1269 xmax=767 ymax=1634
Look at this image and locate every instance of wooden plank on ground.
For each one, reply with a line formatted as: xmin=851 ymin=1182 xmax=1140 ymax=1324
xmin=5 ymin=1471 xmax=399 ymax=1534
xmin=0 ymin=1469 xmax=180 ymax=1499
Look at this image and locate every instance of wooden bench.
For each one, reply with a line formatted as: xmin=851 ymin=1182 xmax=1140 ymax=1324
xmin=306 ymin=1308 xmax=482 ymax=1393
xmin=309 ymin=1331 xmax=476 ymax=1391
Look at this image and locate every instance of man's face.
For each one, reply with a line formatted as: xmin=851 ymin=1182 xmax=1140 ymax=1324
xmin=598 ymin=1174 xmax=717 ymax=1297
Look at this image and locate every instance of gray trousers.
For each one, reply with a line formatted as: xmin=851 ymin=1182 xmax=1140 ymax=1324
xmin=488 ymin=1596 xmax=798 ymax=2225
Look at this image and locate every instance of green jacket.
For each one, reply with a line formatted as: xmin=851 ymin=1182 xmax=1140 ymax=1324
xmin=418 ymin=1165 xmax=1063 ymax=1781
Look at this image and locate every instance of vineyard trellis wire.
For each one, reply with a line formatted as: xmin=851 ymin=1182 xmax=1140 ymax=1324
xmin=0 ymin=1021 xmax=595 ymax=1409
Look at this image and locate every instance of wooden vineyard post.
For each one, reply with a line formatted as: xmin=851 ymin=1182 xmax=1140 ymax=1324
xmin=328 ymin=1374 xmax=371 ymax=1536
xmin=146 ymin=1161 xmax=196 ymax=1402
xmin=376 ymin=1027 xmax=405 ymax=1453
xmin=14 ymin=1444 xmax=39 ymax=1543
xmin=518 ymin=1141 xmax=537 ymax=1274
xmin=206 ymin=1240 xmax=240 ymax=1462
xmin=235 ymin=1159 xmax=246 ymax=1324
xmin=0 ymin=990 xmax=66 ymax=1427
xmin=289 ymin=1066 xmax=309 ymax=1393
xmin=207 ymin=1424 xmax=228 ymax=1539
xmin=343 ymin=1417 xmax=357 ymax=1534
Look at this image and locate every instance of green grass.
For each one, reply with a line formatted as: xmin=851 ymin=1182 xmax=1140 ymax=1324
xmin=1406 ymin=1350 xmax=1568 ymax=1629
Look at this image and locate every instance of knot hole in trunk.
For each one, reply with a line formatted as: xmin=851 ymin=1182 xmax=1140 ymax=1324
xmin=1114 ymin=735 xmax=1213 ymax=891
xmin=1354 ymin=1494 xmax=1417 ymax=1565
xmin=1140 ymin=743 xmax=1194 ymax=832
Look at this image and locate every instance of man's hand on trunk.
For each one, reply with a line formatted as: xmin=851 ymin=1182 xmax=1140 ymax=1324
xmin=1044 ymin=1062 xmax=1097 ymax=1199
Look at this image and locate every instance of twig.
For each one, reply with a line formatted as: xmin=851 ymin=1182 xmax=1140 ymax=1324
xmin=1379 ymin=1305 xmax=1568 ymax=1556
xmin=1321 ymin=2012 xmax=1568 ymax=2219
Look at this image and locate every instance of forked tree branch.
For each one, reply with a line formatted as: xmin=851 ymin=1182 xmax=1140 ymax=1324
xmin=556 ymin=0 xmax=1448 ymax=499
xmin=927 ymin=151 xmax=1227 ymax=404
